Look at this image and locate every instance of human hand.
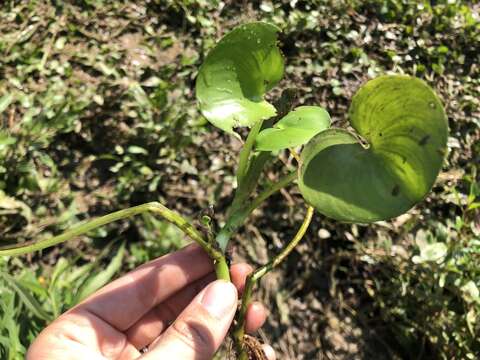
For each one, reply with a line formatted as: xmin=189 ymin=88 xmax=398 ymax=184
xmin=27 ymin=243 xmax=275 ymax=360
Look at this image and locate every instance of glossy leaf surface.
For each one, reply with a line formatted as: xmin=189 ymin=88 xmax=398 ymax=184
xmin=196 ymin=22 xmax=284 ymax=134
xmin=299 ymin=75 xmax=448 ymax=222
xmin=256 ymin=106 xmax=331 ymax=151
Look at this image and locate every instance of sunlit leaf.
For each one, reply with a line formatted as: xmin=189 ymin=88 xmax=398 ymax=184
xmin=461 ymin=281 xmax=480 ymax=304
xmin=299 ymin=75 xmax=448 ymax=222
xmin=127 ymin=145 xmax=148 ymax=155
xmin=412 ymin=242 xmax=448 ymax=264
xmin=0 ymin=93 xmax=15 ymax=114
xmin=0 ymin=191 xmax=32 ymax=222
xmin=196 ymin=22 xmax=284 ymax=135
xmin=0 ymin=131 xmax=16 ymax=150
xmin=256 ymin=106 xmax=331 ymax=151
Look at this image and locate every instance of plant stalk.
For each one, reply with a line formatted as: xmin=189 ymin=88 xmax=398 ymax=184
xmin=216 ymin=170 xmax=297 ymax=252
xmin=236 ymin=120 xmax=264 ymax=186
xmin=233 ymin=206 xmax=314 ymax=358
xmin=228 ymin=151 xmax=272 ymax=219
xmin=0 ymin=202 xmax=230 ymax=281
xmin=240 ymin=170 xmax=298 ymax=220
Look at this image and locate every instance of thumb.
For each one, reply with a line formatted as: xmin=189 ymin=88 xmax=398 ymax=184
xmin=144 ymin=280 xmax=238 ymax=360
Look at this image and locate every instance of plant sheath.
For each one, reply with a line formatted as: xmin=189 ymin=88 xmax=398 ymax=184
xmin=236 ymin=120 xmax=264 ymax=185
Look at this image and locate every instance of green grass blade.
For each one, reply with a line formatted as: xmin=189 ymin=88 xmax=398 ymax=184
xmin=0 ymin=272 xmax=51 ymax=321
xmin=73 ymin=242 xmax=126 ymax=304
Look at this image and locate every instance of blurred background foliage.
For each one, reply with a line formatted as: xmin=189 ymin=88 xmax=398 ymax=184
xmin=0 ymin=0 xmax=479 ymax=359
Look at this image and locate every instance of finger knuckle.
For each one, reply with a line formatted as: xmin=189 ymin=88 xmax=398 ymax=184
xmin=171 ymin=317 xmax=214 ymax=357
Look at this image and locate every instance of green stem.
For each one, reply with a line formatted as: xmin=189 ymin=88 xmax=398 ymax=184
xmin=214 ymin=256 xmax=230 ymax=281
xmin=233 ymin=206 xmax=314 ymax=358
xmin=236 ymin=120 xmax=263 ymax=186
xmin=228 ymin=151 xmax=271 ymax=218
xmin=241 ymin=170 xmax=297 ymax=219
xmin=234 ymin=272 xmax=254 ymax=360
xmin=216 ymin=170 xmax=297 ymax=252
xmin=0 ymin=202 xmax=230 ymax=280
xmin=232 ymin=273 xmax=255 ymax=360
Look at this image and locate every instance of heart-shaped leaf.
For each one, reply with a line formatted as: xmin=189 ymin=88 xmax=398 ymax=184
xmin=255 ymin=106 xmax=331 ymax=151
xmin=298 ymin=75 xmax=448 ymax=222
xmin=196 ymin=22 xmax=284 ymax=135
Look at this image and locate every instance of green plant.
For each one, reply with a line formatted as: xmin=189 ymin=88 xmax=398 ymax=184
xmin=0 ymin=241 xmax=127 ymax=360
xmin=366 ymin=221 xmax=480 ymax=359
xmin=0 ymin=22 xmax=448 ymax=359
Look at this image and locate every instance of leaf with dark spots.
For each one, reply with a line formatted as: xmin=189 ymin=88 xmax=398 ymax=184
xmin=419 ymin=135 xmax=430 ymax=146
xmin=298 ymin=75 xmax=448 ymax=222
xmin=391 ymin=185 xmax=400 ymax=196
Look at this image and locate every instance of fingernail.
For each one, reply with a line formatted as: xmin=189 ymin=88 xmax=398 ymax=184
xmin=262 ymin=344 xmax=276 ymax=360
xmin=201 ymin=280 xmax=237 ymax=318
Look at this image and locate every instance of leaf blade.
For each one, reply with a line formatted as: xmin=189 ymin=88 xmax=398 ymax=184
xmin=256 ymin=106 xmax=331 ymax=151
xmin=196 ymin=22 xmax=284 ymax=134
xmin=299 ymin=76 xmax=448 ymax=222
xmin=0 ymin=272 xmax=51 ymax=321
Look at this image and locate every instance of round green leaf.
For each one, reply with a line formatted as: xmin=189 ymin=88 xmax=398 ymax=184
xmin=298 ymin=75 xmax=448 ymax=222
xmin=255 ymin=106 xmax=331 ymax=151
xmin=196 ymin=22 xmax=284 ymax=134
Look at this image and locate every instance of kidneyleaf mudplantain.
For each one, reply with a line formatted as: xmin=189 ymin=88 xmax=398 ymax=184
xmin=196 ymin=22 xmax=284 ymax=135
xmin=255 ymin=106 xmax=331 ymax=151
xmin=298 ymin=75 xmax=448 ymax=222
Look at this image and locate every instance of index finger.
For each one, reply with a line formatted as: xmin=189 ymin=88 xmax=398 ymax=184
xmin=73 ymin=243 xmax=213 ymax=330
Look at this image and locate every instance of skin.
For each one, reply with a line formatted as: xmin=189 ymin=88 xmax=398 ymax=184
xmin=27 ymin=243 xmax=275 ymax=360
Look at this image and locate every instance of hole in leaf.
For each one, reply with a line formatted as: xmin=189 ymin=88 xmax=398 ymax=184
xmin=418 ymin=135 xmax=430 ymax=146
xmin=391 ymin=185 xmax=400 ymax=197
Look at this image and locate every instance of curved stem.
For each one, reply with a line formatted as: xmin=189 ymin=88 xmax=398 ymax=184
xmin=233 ymin=206 xmax=314 ymax=358
xmin=241 ymin=170 xmax=297 ymax=219
xmin=252 ymin=205 xmax=313 ymax=279
xmin=216 ymin=170 xmax=297 ymax=252
xmin=0 ymin=202 xmax=230 ymax=280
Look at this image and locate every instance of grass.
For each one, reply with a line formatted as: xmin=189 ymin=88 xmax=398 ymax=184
xmin=0 ymin=0 xmax=479 ymax=359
